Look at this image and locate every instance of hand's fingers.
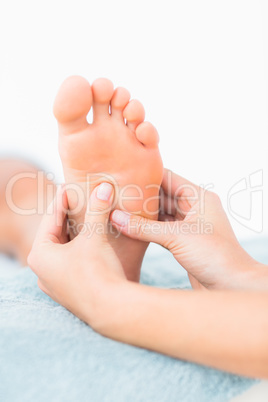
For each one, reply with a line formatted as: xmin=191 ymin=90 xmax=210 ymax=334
xmin=188 ymin=273 xmax=207 ymax=291
xmin=162 ymin=169 xmax=204 ymax=213
xmin=33 ymin=184 xmax=69 ymax=245
xmin=159 ymin=192 xmax=177 ymax=215
xmin=162 ymin=169 xmax=200 ymax=196
xmin=162 ymin=168 xmax=196 ymax=193
xmin=37 ymin=278 xmax=49 ymax=295
xmin=160 ymin=193 xmax=185 ymax=220
xmin=158 ymin=213 xmax=176 ymax=222
xmin=110 ymin=210 xmax=178 ymax=247
xmin=81 ymin=182 xmax=114 ymax=238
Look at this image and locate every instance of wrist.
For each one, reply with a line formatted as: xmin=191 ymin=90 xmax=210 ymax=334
xmin=88 ymin=279 xmax=133 ymax=333
xmin=228 ymin=256 xmax=268 ymax=291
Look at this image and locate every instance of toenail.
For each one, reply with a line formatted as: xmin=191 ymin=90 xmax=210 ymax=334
xmin=97 ymin=183 xmax=113 ymax=201
xmin=112 ymin=210 xmax=130 ymax=227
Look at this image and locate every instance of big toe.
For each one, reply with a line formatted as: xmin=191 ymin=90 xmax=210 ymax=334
xmin=135 ymin=122 xmax=159 ymax=148
xmin=53 ymin=76 xmax=92 ymax=133
xmin=92 ymin=78 xmax=114 ymax=121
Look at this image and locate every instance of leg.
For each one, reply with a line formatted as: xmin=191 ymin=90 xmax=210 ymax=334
xmin=0 ymin=159 xmax=55 ymax=265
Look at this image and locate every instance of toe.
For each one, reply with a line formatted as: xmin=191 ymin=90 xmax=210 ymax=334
xmin=123 ymin=100 xmax=145 ymax=131
xmin=53 ymin=76 xmax=92 ymax=133
xmin=111 ymin=87 xmax=131 ymax=121
xmin=92 ymin=78 xmax=114 ymax=121
xmin=135 ymin=122 xmax=159 ymax=148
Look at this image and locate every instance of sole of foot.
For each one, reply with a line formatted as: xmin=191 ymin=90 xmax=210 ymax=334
xmin=53 ymin=76 xmax=163 ymax=282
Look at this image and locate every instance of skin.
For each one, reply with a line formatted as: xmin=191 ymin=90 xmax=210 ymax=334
xmin=111 ymin=169 xmax=268 ymax=291
xmin=28 ymin=181 xmax=268 ymax=379
xmin=0 ymin=77 xmax=163 ymax=282
xmin=53 ymin=76 xmax=163 ymax=282
xmin=6 ymin=76 xmax=267 ymax=379
xmin=0 ymin=159 xmax=55 ymax=265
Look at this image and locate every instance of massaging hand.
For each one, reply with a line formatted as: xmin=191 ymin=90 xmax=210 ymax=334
xmin=27 ymin=183 xmax=126 ymax=327
xmin=111 ymin=169 xmax=263 ymax=290
xmin=27 ymin=176 xmax=268 ymax=380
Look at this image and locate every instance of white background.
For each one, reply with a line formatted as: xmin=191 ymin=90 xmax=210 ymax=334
xmin=0 ymin=0 xmax=267 ymax=242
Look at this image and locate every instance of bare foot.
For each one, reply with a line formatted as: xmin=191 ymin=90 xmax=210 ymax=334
xmin=53 ymin=76 xmax=163 ymax=282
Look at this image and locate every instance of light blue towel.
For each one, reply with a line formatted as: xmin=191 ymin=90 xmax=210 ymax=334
xmin=1 ymin=238 xmax=267 ymax=402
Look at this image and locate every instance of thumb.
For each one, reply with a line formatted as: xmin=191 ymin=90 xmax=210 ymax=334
xmin=27 ymin=184 xmax=68 ymax=273
xmin=82 ymin=182 xmax=114 ymax=235
xmin=32 ymin=184 xmax=68 ymax=246
xmin=110 ymin=210 xmax=178 ymax=247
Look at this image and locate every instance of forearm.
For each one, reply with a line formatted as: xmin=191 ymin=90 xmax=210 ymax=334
xmin=94 ymin=284 xmax=268 ymax=379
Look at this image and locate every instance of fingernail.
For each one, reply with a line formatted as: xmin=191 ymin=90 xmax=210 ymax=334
xmin=112 ymin=210 xmax=130 ymax=227
xmin=97 ymin=183 xmax=113 ymax=201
